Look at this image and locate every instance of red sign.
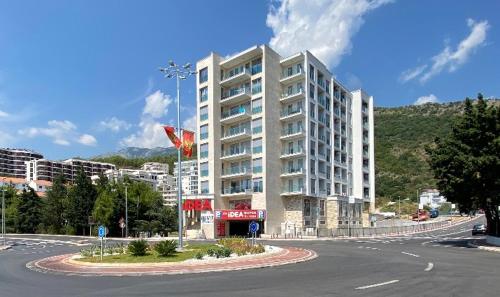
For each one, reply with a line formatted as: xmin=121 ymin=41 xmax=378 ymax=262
xmin=217 ymin=221 xmax=226 ymax=237
xmin=182 ymin=199 xmax=212 ymax=211
xmin=214 ymin=209 xmax=266 ymax=221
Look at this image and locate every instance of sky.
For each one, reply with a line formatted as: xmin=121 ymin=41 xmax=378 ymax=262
xmin=0 ymin=0 xmax=499 ymax=159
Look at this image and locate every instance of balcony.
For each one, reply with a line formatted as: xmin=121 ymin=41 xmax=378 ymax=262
xmin=280 ymin=185 xmax=305 ymax=196
xmin=318 ymin=95 xmax=326 ymax=107
xmin=281 ymin=166 xmax=304 ymax=177
xmin=363 ymin=150 xmax=369 ymax=158
xmin=280 ymin=88 xmax=305 ymax=103
xmin=221 ymin=167 xmax=252 ymax=179
xmin=221 ymin=187 xmax=253 ymax=197
xmin=280 ymin=107 xmax=304 ymax=121
xmin=363 ymin=121 xmax=369 ymax=130
xmin=220 ymin=87 xmax=251 ymax=106
xmin=220 ymin=108 xmax=251 ymax=124
xmin=280 ymin=68 xmax=305 ymax=84
xmin=221 ymin=127 xmax=251 ymax=143
xmin=317 ymin=79 xmax=326 ymax=90
xmin=280 ymin=146 xmax=305 ymax=159
xmin=280 ymin=127 xmax=305 ymax=140
xmin=220 ymin=148 xmax=251 ymax=161
xmin=220 ymin=68 xmax=251 ymax=87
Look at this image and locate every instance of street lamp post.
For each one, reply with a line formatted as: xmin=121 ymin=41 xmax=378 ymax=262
xmin=417 ymin=188 xmax=420 ymax=227
xmin=160 ymin=60 xmax=196 ymax=249
xmin=398 ymin=195 xmax=401 ymax=219
xmin=2 ymin=183 xmax=5 ymax=247
xmin=125 ymin=185 xmax=128 ymax=238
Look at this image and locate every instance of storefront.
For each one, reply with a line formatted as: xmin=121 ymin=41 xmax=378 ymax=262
xmin=182 ymin=195 xmax=214 ymax=239
xmin=214 ymin=209 xmax=266 ymax=237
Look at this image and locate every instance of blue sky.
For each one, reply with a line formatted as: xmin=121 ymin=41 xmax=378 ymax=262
xmin=0 ymin=0 xmax=498 ymax=159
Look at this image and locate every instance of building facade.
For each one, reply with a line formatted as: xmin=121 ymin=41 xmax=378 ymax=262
xmin=25 ymin=158 xmax=116 ymax=183
xmin=195 ymin=45 xmax=375 ymax=238
xmin=0 ymin=148 xmax=43 ymax=179
xmin=165 ymin=160 xmax=199 ymax=206
xmin=419 ymin=189 xmax=447 ymax=209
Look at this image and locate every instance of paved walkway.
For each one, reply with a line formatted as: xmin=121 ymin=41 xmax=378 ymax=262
xmin=26 ymin=246 xmax=317 ymax=276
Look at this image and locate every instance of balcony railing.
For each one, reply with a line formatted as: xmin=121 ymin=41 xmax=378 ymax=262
xmin=222 ymin=187 xmax=252 ymax=195
xmin=281 ymin=87 xmax=304 ymax=99
xmin=221 ymin=127 xmax=250 ymax=139
xmin=222 ymin=167 xmax=251 ymax=176
xmin=281 ymin=146 xmax=304 ymax=156
xmin=221 ymin=68 xmax=251 ymax=82
xmin=221 ymin=148 xmax=250 ymax=158
xmin=221 ymin=87 xmax=251 ymax=101
xmin=221 ymin=107 xmax=250 ymax=120
xmin=281 ymin=67 xmax=303 ymax=79
xmin=280 ymin=106 xmax=303 ymax=118
xmin=281 ymin=166 xmax=304 ymax=175
xmin=281 ymin=185 xmax=304 ymax=194
xmin=281 ymin=126 xmax=304 ymax=137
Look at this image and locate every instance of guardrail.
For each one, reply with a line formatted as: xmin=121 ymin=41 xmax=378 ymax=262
xmin=326 ymin=220 xmax=452 ymax=237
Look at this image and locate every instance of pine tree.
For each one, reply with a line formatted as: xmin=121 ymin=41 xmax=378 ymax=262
xmin=16 ymin=189 xmax=43 ymax=233
xmin=42 ymin=175 xmax=68 ymax=234
xmin=66 ymin=167 xmax=97 ymax=235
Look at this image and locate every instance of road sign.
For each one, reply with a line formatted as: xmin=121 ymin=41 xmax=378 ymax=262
xmin=98 ymin=225 xmax=106 ymax=238
xmin=451 ymin=204 xmax=456 ymax=210
xmin=249 ymin=221 xmax=259 ymax=233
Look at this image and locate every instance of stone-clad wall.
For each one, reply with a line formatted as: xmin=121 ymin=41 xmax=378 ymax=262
xmin=284 ymin=196 xmax=303 ymax=228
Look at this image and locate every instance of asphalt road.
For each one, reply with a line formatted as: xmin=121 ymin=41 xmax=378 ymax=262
xmin=1 ymin=216 xmax=498 ymax=297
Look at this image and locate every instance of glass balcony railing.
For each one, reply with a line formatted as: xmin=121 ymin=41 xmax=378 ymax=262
xmin=222 ymin=167 xmax=251 ymax=176
xmin=221 ymin=107 xmax=249 ymax=119
xmin=334 ymin=109 xmax=340 ymax=116
xmin=222 ymin=127 xmax=250 ymax=139
xmin=200 ymin=132 xmax=208 ymax=140
xmin=251 ymin=64 xmax=262 ymax=75
xmin=318 ymin=95 xmax=326 ymax=107
xmin=221 ymin=87 xmax=250 ymax=100
xmin=252 ymin=85 xmax=262 ymax=94
xmin=282 ymin=146 xmax=304 ymax=156
xmin=282 ymin=185 xmax=304 ymax=194
xmin=281 ymin=87 xmax=304 ymax=99
xmin=280 ymin=106 xmax=303 ymax=117
xmin=252 ymin=106 xmax=262 ymax=114
xmin=253 ymin=166 xmax=263 ymax=173
xmin=200 ymin=151 xmax=208 ymax=159
xmin=200 ymin=114 xmax=208 ymax=121
xmin=334 ymin=91 xmax=340 ymax=99
xmin=222 ymin=67 xmax=251 ymax=81
xmin=252 ymin=126 xmax=262 ymax=134
xmin=252 ymin=146 xmax=262 ymax=154
xmin=221 ymin=148 xmax=250 ymax=158
xmin=281 ymin=126 xmax=304 ymax=136
xmin=281 ymin=67 xmax=303 ymax=79
xmin=318 ymin=79 xmax=325 ymax=89
xmin=318 ymin=134 xmax=326 ymax=142
xmin=223 ymin=187 xmax=252 ymax=195
xmin=281 ymin=166 xmax=304 ymax=174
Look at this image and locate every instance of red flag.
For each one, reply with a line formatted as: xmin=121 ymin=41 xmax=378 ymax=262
xmin=182 ymin=129 xmax=195 ymax=157
xmin=163 ymin=126 xmax=182 ymax=149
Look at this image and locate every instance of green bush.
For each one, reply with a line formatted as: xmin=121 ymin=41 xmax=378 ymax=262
xmin=206 ymin=248 xmax=216 ymax=257
xmin=80 ymin=248 xmax=92 ymax=257
xmin=128 ymin=239 xmax=148 ymax=256
xmin=249 ymin=244 xmax=265 ymax=254
xmin=114 ymin=243 xmax=125 ymax=254
xmin=215 ymin=247 xmax=232 ymax=258
xmin=154 ymin=240 xmax=177 ymax=257
xmin=194 ymin=251 xmax=204 ymax=260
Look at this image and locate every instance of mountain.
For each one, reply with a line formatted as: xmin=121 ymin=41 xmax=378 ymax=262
xmin=94 ymin=147 xmax=179 ymax=159
xmin=374 ymin=99 xmax=499 ymax=203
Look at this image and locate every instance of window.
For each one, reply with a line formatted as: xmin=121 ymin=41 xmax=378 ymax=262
xmin=309 ymin=83 xmax=315 ymax=99
xmin=252 ymin=78 xmax=262 ymax=94
xmin=252 ymin=118 xmax=262 ymax=134
xmin=200 ymin=124 xmax=208 ymax=140
xmin=253 ymin=158 xmax=262 ymax=173
xmin=310 ymin=159 xmax=315 ymax=174
xmin=304 ymin=198 xmax=311 ymax=217
xmin=251 ymin=58 xmax=262 ymax=75
xmin=199 ymin=67 xmax=208 ymax=83
xmin=309 ymin=65 xmax=315 ymax=81
xmin=310 ymin=178 xmax=316 ymax=194
xmin=310 ymin=140 xmax=315 ymax=155
xmin=253 ymin=177 xmax=263 ymax=193
xmin=201 ymin=180 xmax=209 ymax=194
xmin=252 ymin=98 xmax=262 ymax=114
xmin=200 ymin=143 xmax=208 ymax=159
xmin=252 ymin=138 xmax=262 ymax=154
xmin=310 ymin=122 xmax=315 ymax=137
xmin=200 ymin=106 xmax=208 ymax=122
xmin=200 ymin=162 xmax=209 ymax=177
xmin=310 ymin=102 xmax=315 ymax=118
xmin=199 ymin=87 xmax=208 ymax=102
xmin=319 ymin=199 xmax=325 ymax=216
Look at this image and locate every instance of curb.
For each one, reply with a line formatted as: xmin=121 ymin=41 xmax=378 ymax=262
xmin=467 ymin=241 xmax=500 ymax=254
xmin=0 ymin=245 xmax=12 ymax=251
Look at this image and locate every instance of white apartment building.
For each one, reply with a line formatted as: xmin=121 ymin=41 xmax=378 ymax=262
xmin=165 ymin=160 xmax=199 ymax=204
xmin=25 ymin=158 xmax=115 ymax=183
xmin=419 ymin=189 xmax=447 ymax=209
xmin=0 ymin=148 xmax=43 ymax=179
xmin=195 ymin=45 xmax=375 ymax=238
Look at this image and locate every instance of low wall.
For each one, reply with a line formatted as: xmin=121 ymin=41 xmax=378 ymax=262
xmin=486 ymin=235 xmax=500 ymax=246
xmin=325 ymin=220 xmax=452 ymax=237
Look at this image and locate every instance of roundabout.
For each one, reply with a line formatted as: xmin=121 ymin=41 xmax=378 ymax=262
xmin=26 ymin=246 xmax=317 ymax=276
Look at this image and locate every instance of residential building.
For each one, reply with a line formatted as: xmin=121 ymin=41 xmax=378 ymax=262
xmin=419 ymin=189 xmax=447 ymax=209
xmin=0 ymin=176 xmax=52 ymax=197
xmin=0 ymin=148 xmax=43 ymax=179
xmin=25 ymin=158 xmax=116 ymax=183
xmin=165 ymin=160 xmax=199 ymax=206
xmin=195 ymin=45 xmax=375 ymax=238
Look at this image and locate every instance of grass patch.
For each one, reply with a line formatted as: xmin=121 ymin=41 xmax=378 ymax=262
xmin=77 ymin=243 xmax=218 ymax=264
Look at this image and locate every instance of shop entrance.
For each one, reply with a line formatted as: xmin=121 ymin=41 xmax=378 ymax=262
xmin=229 ymin=221 xmax=249 ymax=237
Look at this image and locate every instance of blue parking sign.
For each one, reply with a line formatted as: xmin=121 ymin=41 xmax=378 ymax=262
xmin=98 ymin=225 xmax=106 ymax=238
xmin=249 ymin=221 xmax=259 ymax=233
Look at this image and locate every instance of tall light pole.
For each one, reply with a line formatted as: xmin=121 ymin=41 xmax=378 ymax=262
xmin=125 ymin=184 xmax=128 ymax=238
xmin=398 ymin=195 xmax=401 ymax=219
xmin=159 ymin=60 xmax=196 ymax=249
xmin=417 ymin=188 xmax=420 ymax=225
xmin=1 ymin=177 xmax=6 ymax=246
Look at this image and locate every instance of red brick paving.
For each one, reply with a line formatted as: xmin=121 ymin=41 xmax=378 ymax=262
xmin=26 ymin=247 xmax=317 ymax=276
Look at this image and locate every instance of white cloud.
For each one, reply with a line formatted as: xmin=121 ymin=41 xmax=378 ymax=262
xmin=399 ymin=65 xmax=428 ymax=83
xmin=401 ymin=19 xmax=489 ymax=83
xmin=121 ymin=90 xmax=176 ymax=148
xmin=143 ymin=90 xmax=172 ymax=118
xmin=266 ymin=0 xmax=392 ymax=67
xmin=182 ymin=114 xmax=197 ymax=133
xmin=78 ymin=134 xmax=97 ymax=146
xmin=0 ymin=110 xmax=8 ymax=118
xmin=18 ymin=120 xmax=96 ymax=146
xmin=99 ymin=117 xmax=131 ymax=132
xmin=414 ymin=94 xmax=439 ymax=105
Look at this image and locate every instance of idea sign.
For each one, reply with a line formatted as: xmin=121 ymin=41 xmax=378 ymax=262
xmin=214 ymin=210 xmax=266 ymax=221
xmin=182 ymin=199 xmax=212 ymax=211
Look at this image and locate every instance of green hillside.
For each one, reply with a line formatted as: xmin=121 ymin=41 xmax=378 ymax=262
xmin=374 ymin=99 xmax=499 ymax=202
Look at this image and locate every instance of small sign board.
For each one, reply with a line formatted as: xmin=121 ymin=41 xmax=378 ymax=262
xmin=348 ymin=196 xmax=355 ymax=204
xmin=98 ymin=225 xmax=106 ymax=238
xmin=451 ymin=204 xmax=456 ymax=210
xmin=249 ymin=221 xmax=259 ymax=233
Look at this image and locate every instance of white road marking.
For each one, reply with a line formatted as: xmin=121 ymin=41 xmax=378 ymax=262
xmin=401 ymin=251 xmax=420 ymax=258
xmin=425 ymin=262 xmax=434 ymax=271
xmin=355 ymin=280 xmax=400 ymax=290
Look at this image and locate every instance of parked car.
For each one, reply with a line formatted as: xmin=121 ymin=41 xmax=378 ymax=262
xmin=472 ymin=224 xmax=487 ymax=235
xmin=411 ymin=210 xmax=429 ymax=221
xmin=429 ymin=209 xmax=439 ymax=218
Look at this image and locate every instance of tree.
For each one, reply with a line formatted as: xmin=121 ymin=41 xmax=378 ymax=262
xmin=2 ymin=185 xmax=19 ymax=233
xmin=16 ymin=189 xmax=43 ymax=233
xmin=66 ymin=168 xmax=98 ymax=235
xmin=42 ymin=175 xmax=68 ymax=234
xmin=427 ymin=94 xmax=500 ymax=236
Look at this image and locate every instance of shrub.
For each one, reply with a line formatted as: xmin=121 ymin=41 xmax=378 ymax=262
xmin=154 ymin=240 xmax=177 ymax=257
xmin=105 ymin=246 xmax=114 ymax=255
xmin=80 ymin=248 xmax=92 ymax=257
xmin=215 ymin=247 xmax=232 ymax=258
xmin=206 ymin=248 xmax=216 ymax=257
xmin=249 ymin=244 xmax=265 ymax=254
xmin=114 ymin=243 xmax=125 ymax=254
xmin=194 ymin=251 xmax=204 ymax=260
xmin=128 ymin=239 xmax=148 ymax=256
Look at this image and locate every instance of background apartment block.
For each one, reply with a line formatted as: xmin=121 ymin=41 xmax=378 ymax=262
xmin=26 ymin=158 xmax=116 ymax=183
xmin=165 ymin=160 xmax=199 ymax=206
xmin=197 ymin=45 xmax=374 ymax=237
xmin=0 ymin=148 xmax=43 ymax=179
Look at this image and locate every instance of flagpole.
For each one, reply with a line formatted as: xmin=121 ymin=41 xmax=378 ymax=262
xmin=159 ymin=61 xmax=196 ymax=250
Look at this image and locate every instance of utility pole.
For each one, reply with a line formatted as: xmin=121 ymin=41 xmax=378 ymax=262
xmin=125 ymin=185 xmax=128 ymax=238
xmin=159 ymin=60 xmax=196 ymax=250
xmin=398 ymin=195 xmax=401 ymax=219
xmin=2 ymin=184 xmax=5 ymax=247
